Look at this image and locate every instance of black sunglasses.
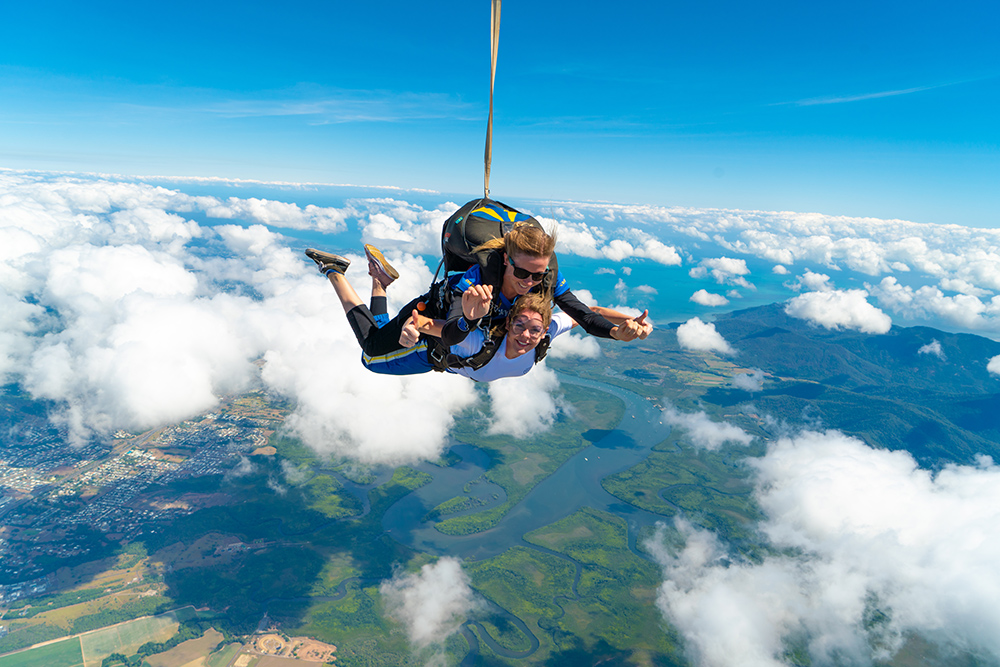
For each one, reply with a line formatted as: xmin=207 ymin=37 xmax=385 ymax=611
xmin=508 ymin=256 xmax=549 ymax=282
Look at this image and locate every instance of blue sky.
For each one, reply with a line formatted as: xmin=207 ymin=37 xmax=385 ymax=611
xmin=1 ymin=0 xmax=997 ymax=226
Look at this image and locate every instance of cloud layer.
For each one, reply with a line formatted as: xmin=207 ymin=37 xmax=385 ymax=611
xmin=538 ymin=200 xmax=1000 ymax=334
xmin=4 ymin=169 xmax=999 ymax=463
xmin=650 ymin=430 xmax=1000 ymax=667
xmin=0 ymin=173 xmax=529 ymax=462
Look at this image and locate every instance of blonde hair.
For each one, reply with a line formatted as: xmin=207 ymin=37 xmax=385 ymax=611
xmin=474 ymin=222 xmax=557 ymax=260
xmin=501 ymin=293 xmax=552 ymax=335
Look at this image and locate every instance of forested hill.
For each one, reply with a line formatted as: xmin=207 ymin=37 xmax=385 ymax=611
xmin=699 ymin=303 xmax=1000 ymax=467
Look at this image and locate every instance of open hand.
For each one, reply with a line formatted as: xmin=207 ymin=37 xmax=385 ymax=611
xmin=461 ymin=284 xmax=493 ymax=321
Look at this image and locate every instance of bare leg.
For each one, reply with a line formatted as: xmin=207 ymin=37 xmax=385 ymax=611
xmin=326 ymin=271 xmax=364 ymax=314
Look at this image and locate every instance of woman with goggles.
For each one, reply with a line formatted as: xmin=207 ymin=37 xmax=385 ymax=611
xmin=438 ymin=222 xmax=652 ymax=347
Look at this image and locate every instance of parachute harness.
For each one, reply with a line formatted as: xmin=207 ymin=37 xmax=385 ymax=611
xmin=485 ymin=0 xmax=501 ymax=199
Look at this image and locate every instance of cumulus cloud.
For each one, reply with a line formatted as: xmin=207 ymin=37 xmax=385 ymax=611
xmin=786 ymin=270 xmax=833 ymax=293
xmin=649 ymin=430 xmax=1000 ymax=667
xmin=0 ymin=172 xmax=483 ymax=463
xmin=868 ymin=276 xmax=1000 ymax=332
xmin=635 ymin=284 xmax=658 ymax=295
xmin=989 ymin=355 xmax=1000 ymax=376
xmin=661 ymin=405 xmax=753 ymax=450
xmin=689 ymin=257 xmax=752 ymax=288
xmin=732 ymin=370 xmax=766 ymax=392
xmin=204 ymin=196 xmax=348 ymax=232
xmin=542 ymin=200 xmax=1000 ymax=318
xmin=549 ymin=333 xmax=601 ymax=360
xmin=690 ymin=289 xmax=729 ymax=307
xmin=354 ymin=198 xmax=454 ymax=254
xmin=784 ymin=289 xmax=892 ymax=334
xmin=544 ymin=218 xmax=682 ymax=265
xmin=918 ymin=339 xmax=945 ymax=359
xmin=380 ymin=557 xmax=480 ymax=648
xmin=676 ymin=318 xmax=735 ymax=355
xmin=487 ymin=363 xmax=562 ymax=438
xmin=772 ymin=265 xmax=790 ymax=275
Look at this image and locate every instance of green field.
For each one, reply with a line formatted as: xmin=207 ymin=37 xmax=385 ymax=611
xmin=205 ymin=642 xmax=243 ymax=667
xmin=0 ymin=637 xmax=84 ymax=667
xmin=79 ymin=611 xmax=181 ymax=667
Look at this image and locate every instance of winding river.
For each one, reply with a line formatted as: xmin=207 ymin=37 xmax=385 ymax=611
xmin=376 ymin=374 xmax=674 ymax=661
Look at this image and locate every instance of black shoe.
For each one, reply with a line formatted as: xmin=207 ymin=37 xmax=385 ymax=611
xmin=305 ymin=248 xmax=350 ymax=275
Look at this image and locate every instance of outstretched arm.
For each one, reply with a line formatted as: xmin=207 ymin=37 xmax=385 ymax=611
xmin=553 ymin=290 xmax=616 ymax=338
xmin=590 ymin=306 xmax=652 ymax=341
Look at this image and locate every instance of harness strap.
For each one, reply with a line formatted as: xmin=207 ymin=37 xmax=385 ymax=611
xmin=485 ymin=0 xmax=501 ymax=199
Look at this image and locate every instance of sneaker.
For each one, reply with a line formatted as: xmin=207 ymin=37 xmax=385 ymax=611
xmin=305 ymin=248 xmax=350 ymax=275
xmin=364 ymin=244 xmax=399 ymax=287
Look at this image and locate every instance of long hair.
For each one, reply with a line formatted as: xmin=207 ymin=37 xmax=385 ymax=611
xmin=474 ymin=222 xmax=557 ymax=260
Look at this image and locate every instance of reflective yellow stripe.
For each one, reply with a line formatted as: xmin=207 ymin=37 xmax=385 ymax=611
xmin=362 ymin=341 xmax=429 ymax=366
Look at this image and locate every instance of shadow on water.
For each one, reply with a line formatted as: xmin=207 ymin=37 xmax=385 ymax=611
xmin=581 ymin=427 xmax=614 ymax=443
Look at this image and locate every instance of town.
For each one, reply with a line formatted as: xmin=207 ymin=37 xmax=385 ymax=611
xmin=0 ymin=391 xmax=286 ymax=601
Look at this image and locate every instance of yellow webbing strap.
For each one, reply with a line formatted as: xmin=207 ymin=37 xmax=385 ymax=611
xmin=484 ymin=0 xmax=501 ymax=199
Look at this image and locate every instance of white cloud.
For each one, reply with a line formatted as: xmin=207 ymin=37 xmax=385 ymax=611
xmin=676 ymin=317 xmax=735 ymax=355
xmin=784 ymin=289 xmax=892 ymax=334
xmin=689 ymin=257 xmax=752 ymax=288
xmin=868 ymin=276 xmax=1000 ymax=332
xmin=546 ymin=200 xmax=1000 ymax=315
xmin=487 ymin=363 xmax=562 ymax=438
xmin=917 ymin=339 xmax=944 ymax=359
xmin=690 ymin=289 xmax=729 ymax=307
xmin=732 ymin=370 xmax=766 ymax=392
xmin=0 ymin=172 xmax=481 ymax=463
xmin=772 ymin=265 xmax=790 ymax=275
xmin=355 ymin=198 xmax=452 ymax=254
xmin=380 ymin=557 xmax=480 ymax=648
xmin=205 ymin=196 xmax=348 ymax=232
xmin=989 ymin=355 xmax=1000 ymax=376
xmin=613 ymin=278 xmax=629 ymax=304
xmin=595 ymin=267 xmax=616 ymax=275
xmin=649 ymin=430 xmax=1000 ymax=666
xmin=661 ymin=405 xmax=753 ymax=450
xmin=542 ymin=218 xmax=681 ymax=265
xmin=939 ymin=277 xmax=992 ymax=298
xmin=635 ymin=284 xmax=658 ymax=295
xmin=548 ymin=333 xmax=601 ymax=360
xmin=787 ymin=270 xmax=833 ymax=293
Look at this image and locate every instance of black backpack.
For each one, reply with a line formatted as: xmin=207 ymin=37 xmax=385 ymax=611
xmin=423 ymin=197 xmax=558 ymax=318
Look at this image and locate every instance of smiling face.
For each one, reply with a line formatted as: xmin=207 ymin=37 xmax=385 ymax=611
xmin=504 ymin=309 xmax=547 ymax=359
xmin=501 ymin=252 xmax=550 ymax=299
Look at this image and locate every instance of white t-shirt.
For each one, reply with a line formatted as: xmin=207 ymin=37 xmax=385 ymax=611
xmin=449 ymin=313 xmax=574 ymax=382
